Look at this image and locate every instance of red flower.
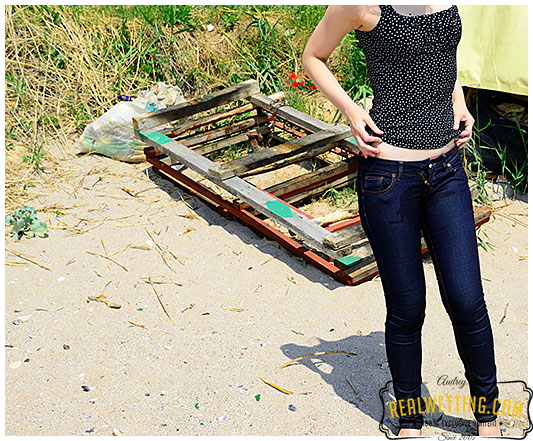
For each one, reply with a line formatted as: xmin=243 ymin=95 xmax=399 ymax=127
xmin=310 ymin=85 xmax=318 ymax=90
xmin=289 ymin=72 xmax=298 ymax=81
xmin=299 ymin=82 xmax=304 ymax=86
xmin=305 ymin=74 xmax=310 ymax=79
xmin=290 ymin=82 xmax=299 ymax=88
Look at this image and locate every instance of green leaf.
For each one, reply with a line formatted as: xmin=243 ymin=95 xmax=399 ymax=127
xmin=5 ymin=215 xmax=13 ymax=225
xmin=30 ymin=219 xmax=48 ymax=237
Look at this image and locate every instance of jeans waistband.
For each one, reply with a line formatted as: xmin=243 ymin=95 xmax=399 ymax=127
xmin=358 ymin=144 xmax=460 ymax=174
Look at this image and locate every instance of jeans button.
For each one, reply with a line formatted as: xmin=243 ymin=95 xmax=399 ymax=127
xmin=429 ymin=164 xmax=433 ymax=168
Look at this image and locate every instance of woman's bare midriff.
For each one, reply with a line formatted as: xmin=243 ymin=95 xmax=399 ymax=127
xmin=371 ymin=138 xmax=457 ymax=161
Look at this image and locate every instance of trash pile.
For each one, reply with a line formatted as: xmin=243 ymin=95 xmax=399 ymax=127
xmin=77 ymin=83 xmax=186 ymax=162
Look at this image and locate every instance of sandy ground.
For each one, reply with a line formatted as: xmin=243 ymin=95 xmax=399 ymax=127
xmin=4 ymin=139 xmax=528 ymax=436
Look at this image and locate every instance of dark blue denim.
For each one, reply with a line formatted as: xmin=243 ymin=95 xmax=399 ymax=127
xmin=356 ymin=145 xmax=500 ymax=429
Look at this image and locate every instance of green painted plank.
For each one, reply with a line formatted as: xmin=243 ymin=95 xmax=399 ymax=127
xmin=140 ymin=130 xmax=174 ymax=145
xmin=266 ymin=200 xmax=294 ymax=218
xmin=336 ymin=255 xmax=361 ymax=267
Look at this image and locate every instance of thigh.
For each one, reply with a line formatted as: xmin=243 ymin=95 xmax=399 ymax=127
xmin=357 ymin=167 xmax=426 ymax=310
xmin=420 ymin=155 xmax=484 ymax=312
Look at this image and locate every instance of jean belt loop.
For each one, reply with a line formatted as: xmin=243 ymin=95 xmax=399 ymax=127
xmin=398 ymin=161 xmax=403 ymax=181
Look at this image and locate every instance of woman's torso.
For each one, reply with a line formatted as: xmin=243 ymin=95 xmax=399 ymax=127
xmin=353 ymin=5 xmax=462 ymax=161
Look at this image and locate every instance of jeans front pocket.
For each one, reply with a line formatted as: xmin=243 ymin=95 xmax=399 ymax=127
xmin=442 ymin=147 xmax=464 ymax=173
xmin=361 ymin=169 xmax=397 ymax=195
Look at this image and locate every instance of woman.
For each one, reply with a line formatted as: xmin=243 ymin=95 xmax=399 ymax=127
xmin=302 ymin=5 xmax=501 ymax=437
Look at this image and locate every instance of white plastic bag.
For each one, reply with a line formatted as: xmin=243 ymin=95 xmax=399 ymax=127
xmin=77 ymin=83 xmax=185 ymax=162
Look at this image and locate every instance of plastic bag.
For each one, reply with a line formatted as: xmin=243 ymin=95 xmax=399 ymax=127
xmin=77 ymin=83 xmax=185 ymax=162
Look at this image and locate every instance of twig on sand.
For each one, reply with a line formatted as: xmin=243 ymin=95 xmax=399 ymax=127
xmin=148 ymin=275 xmax=175 ymax=325
xmin=144 ymin=228 xmax=183 ymax=271
xmin=259 ymin=377 xmax=294 ymax=395
xmin=279 ymin=350 xmax=358 ymax=369
xmin=346 ymin=376 xmax=364 ymax=401
xmin=499 ymin=302 xmax=510 ymax=324
xmin=6 ymin=248 xmax=52 ymax=271
xmin=128 ymin=320 xmax=148 ymax=329
xmin=86 ymin=250 xmax=130 ymax=272
xmin=87 ymin=281 xmax=121 ymax=309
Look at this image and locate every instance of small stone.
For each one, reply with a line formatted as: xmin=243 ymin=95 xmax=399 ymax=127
xmin=24 ymin=358 xmax=30 ymax=362
xmin=57 ymin=277 xmax=66 ymax=282
xmin=82 ymin=385 xmax=94 ymax=392
xmin=145 ymin=392 xmax=150 ymax=397
xmin=288 ymin=404 xmax=297 ymax=412
xmin=206 ymin=24 xmax=214 ymax=32
xmin=112 ymin=427 xmax=123 ymax=436
xmin=63 ymin=344 xmax=70 ymax=350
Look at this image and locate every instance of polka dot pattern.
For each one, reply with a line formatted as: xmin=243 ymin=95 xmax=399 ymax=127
xmin=354 ymin=5 xmax=463 ymax=149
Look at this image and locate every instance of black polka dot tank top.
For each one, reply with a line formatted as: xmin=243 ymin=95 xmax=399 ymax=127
xmin=353 ymin=5 xmax=463 ymax=150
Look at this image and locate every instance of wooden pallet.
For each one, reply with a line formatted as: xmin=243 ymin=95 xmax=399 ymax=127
xmin=134 ymin=79 xmax=491 ymax=285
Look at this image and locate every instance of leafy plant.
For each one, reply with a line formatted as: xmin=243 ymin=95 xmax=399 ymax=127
xmin=5 ymin=206 xmax=48 ymax=240
xmin=22 ymin=144 xmax=47 ymax=169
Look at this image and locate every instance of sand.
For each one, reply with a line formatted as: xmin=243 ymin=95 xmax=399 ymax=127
xmin=5 ymin=138 xmax=528 ymax=436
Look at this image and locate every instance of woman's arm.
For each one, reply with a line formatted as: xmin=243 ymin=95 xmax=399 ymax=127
xmin=302 ymin=5 xmax=383 ymax=157
xmin=452 ymin=74 xmax=475 ymax=148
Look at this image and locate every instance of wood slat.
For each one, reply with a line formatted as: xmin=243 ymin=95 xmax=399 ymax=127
xmin=174 ymin=114 xmax=270 ymax=148
xmin=208 ymin=126 xmax=351 ymax=181
xmin=249 ymin=92 xmax=360 ymax=154
xmin=133 ymin=79 xmax=261 ymax=132
xmin=137 ymin=129 xmax=355 ymax=259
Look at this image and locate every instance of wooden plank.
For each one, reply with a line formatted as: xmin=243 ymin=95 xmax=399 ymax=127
xmin=163 ymin=102 xmax=257 ymax=138
xmin=208 ymin=126 xmax=351 ymax=181
xmin=133 ymin=79 xmax=261 ymax=132
xmin=137 ymin=129 xmax=355 ymax=259
xmin=193 ymin=125 xmax=272 ymax=156
xmin=282 ymin=173 xmax=357 ymax=205
xmin=265 ymin=157 xmax=356 ymax=197
xmin=174 ymin=114 xmax=270 ymax=148
xmin=249 ymin=92 xmax=360 ymax=154
xmin=163 ymin=91 xmax=284 ymax=140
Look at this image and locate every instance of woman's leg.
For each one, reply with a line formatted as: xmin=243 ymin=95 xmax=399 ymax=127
xmin=419 ymin=148 xmax=501 ymax=426
xmin=356 ymin=159 xmax=427 ymax=430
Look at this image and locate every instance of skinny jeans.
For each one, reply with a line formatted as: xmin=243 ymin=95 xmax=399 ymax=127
xmin=356 ymin=144 xmax=500 ymax=429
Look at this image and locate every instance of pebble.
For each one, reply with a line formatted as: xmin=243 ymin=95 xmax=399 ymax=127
xmin=288 ymin=404 xmax=297 ymax=412
xmin=145 ymin=393 xmax=150 ymax=397
xmin=57 ymin=277 xmax=66 ymax=282
xmin=206 ymin=24 xmax=214 ymax=32
xmin=82 ymin=385 xmax=94 ymax=392
xmin=379 ymin=362 xmax=389 ymax=369
xmin=63 ymin=344 xmax=70 ymax=350
xmin=218 ymin=416 xmax=227 ymax=422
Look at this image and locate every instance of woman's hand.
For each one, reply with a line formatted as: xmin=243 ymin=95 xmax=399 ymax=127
xmin=453 ymin=103 xmax=475 ymax=149
xmin=346 ymin=104 xmax=384 ymax=158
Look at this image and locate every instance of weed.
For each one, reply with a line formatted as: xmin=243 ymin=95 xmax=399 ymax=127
xmin=5 ymin=206 xmax=48 ymax=240
xmin=22 ymin=144 xmax=47 ymax=169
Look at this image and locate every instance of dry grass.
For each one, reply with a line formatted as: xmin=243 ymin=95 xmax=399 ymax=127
xmin=3 ymin=5 xmax=352 ymax=215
